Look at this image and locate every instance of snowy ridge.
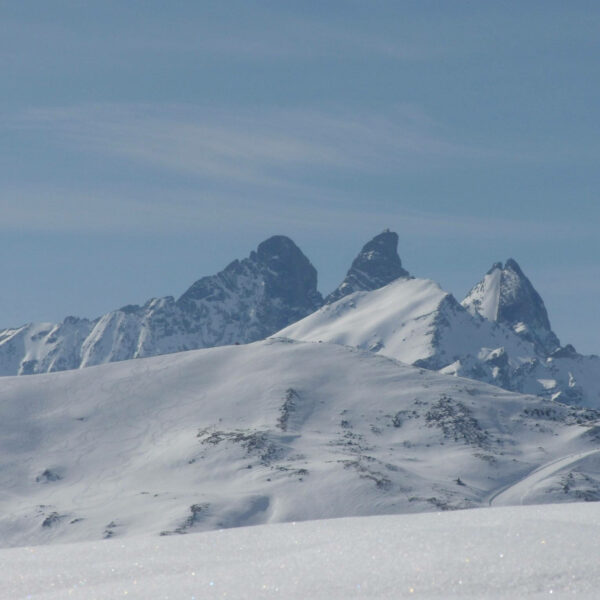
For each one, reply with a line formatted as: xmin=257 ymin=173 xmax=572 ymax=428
xmin=0 ymin=236 xmax=322 ymax=375
xmin=279 ymin=274 xmax=600 ymax=406
xmin=281 ymin=278 xmax=448 ymax=364
xmin=0 ymin=230 xmax=409 ymax=377
xmin=1 ymin=338 xmax=600 ymax=547
xmin=1 ymin=230 xmax=598 ymax=409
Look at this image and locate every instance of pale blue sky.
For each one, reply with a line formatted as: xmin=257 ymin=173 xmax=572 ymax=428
xmin=2 ymin=1 xmax=599 ymax=353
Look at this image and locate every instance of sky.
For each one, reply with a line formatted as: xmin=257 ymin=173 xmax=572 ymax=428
xmin=1 ymin=1 xmax=599 ymax=353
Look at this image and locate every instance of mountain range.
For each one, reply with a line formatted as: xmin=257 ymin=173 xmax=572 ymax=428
xmin=0 ymin=235 xmax=321 ymax=375
xmin=2 ymin=230 xmax=597 ymax=407
xmin=282 ymin=234 xmax=600 ymax=407
xmin=1 ymin=231 xmax=600 ymax=547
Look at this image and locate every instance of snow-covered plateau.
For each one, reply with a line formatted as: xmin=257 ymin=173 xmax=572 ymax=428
xmin=3 ymin=503 xmax=600 ymax=599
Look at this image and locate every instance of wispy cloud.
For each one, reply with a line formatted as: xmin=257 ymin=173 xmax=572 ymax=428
xmin=8 ymin=103 xmax=489 ymax=188
xmin=3 ymin=103 xmax=595 ymax=240
xmin=1 ymin=181 xmax=594 ymax=246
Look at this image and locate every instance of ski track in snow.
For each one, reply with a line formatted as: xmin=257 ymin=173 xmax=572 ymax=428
xmin=488 ymin=448 xmax=600 ymax=507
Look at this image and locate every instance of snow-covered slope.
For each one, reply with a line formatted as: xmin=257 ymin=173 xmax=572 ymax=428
xmin=0 ymin=236 xmax=322 ymax=375
xmin=462 ymin=259 xmax=561 ymax=355
xmin=280 ymin=254 xmax=600 ymax=406
xmin=4 ymin=504 xmax=600 ymax=599
xmin=2 ymin=338 xmax=600 ymax=548
xmin=280 ymin=277 xmax=533 ymax=366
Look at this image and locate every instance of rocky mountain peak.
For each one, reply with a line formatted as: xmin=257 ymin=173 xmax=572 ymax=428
xmin=173 ymin=234 xmax=322 ymax=346
xmin=462 ymin=259 xmax=560 ymax=355
xmin=325 ymin=230 xmax=410 ymax=304
xmin=255 ymin=234 xmax=300 ymax=260
xmin=505 ymin=258 xmax=527 ymax=272
xmin=487 ymin=262 xmax=503 ymax=275
xmin=178 ymin=235 xmax=320 ymax=308
xmin=0 ymin=235 xmax=326 ymax=376
xmin=252 ymin=235 xmax=322 ymax=311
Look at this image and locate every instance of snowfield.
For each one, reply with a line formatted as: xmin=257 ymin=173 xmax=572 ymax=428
xmin=2 ymin=317 xmax=600 ymax=598
xmin=2 ymin=338 xmax=600 ymax=548
xmin=3 ymin=503 xmax=600 ymax=599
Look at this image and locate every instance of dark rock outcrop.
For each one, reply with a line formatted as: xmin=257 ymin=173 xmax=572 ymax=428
xmin=325 ymin=230 xmax=409 ymax=304
xmin=0 ymin=236 xmax=322 ymax=375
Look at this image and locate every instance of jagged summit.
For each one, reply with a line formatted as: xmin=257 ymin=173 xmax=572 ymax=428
xmin=255 ymin=234 xmax=302 ymax=258
xmin=487 ymin=262 xmax=503 ymax=275
xmin=0 ymin=235 xmax=323 ymax=375
xmin=277 ymin=267 xmax=600 ymax=406
xmin=2 ymin=233 xmax=598 ymax=407
xmin=253 ymin=235 xmax=322 ymax=311
xmin=325 ymin=230 xmax=410 ymax=304
xmin=462 ymin=259 xmax=560 ymax=355
xmin=178 ymin=235 xmax=322 ymax=316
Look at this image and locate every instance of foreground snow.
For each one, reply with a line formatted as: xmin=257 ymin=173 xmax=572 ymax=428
xmin=4 ymin=503 xmax=600 ymax=599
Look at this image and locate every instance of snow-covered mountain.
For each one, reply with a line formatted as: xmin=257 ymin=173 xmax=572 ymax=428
xmin=462 ymin=259 xmax=561 ymax=355
xmin=0 ymin=235 xmax=322 ymax=375
xmin=0 ymin=230 xmax=409 ymax=377
xmin=2 ymin=338 xmax=600 ymax=547
xmin=280 ymin=238 xmax=600 ymax=407
xmin=1 ymin=229 xmax=598 ymax=408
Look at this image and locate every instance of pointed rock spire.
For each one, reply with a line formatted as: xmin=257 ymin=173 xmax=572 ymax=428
xmin=325 ymin=230 xmax=410 ymax=304
xmin=252 ymin=235 xmax=323 ymax=311
xmin=462 ymin=259 xmax=560 ymax=355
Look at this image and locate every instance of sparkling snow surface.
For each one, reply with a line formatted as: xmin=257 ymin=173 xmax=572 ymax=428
xmin=3 ymin=504 xmax=600 ymax=599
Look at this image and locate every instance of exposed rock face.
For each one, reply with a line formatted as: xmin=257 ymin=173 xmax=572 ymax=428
xmin=176 ymin=235 xmax=323 ymax=344
xmin=0 ymin=230 xmax=415 ymax=376
xmin=0 ymin=236 xmax=322 ymax=375
xmin=462 ymin=259 xmax=561 ymax=355
xmin=325 ymin=230 xmax=409 ymax=304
